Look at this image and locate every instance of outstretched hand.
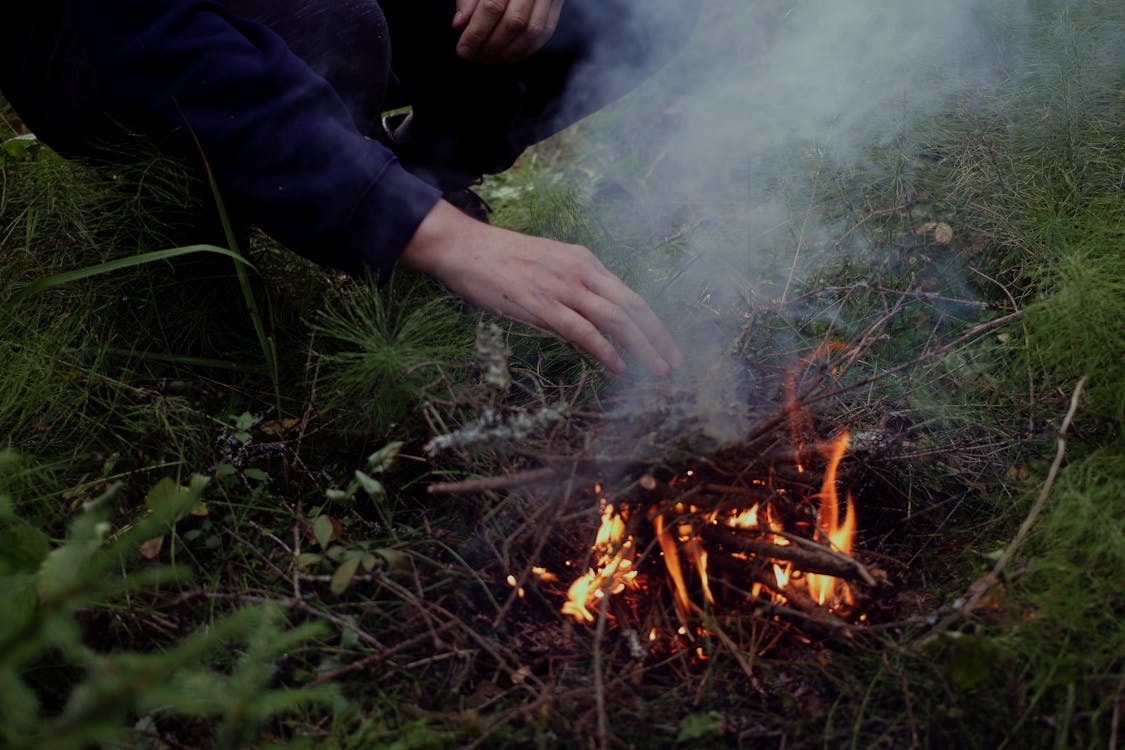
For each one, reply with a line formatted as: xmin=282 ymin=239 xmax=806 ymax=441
xmin=452 ymin=0 xmax=564 ymax=63
xmin=399 ymin=200 xmax=683 ymax=376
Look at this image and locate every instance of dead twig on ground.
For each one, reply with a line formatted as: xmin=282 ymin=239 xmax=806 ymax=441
xmin=958 ymin=376 xmax=1086 ymax=615
xmin=919 ymin=376 xmax=1086 ymax=644
xmin=427 ymin=467 xmax=557 ymax=494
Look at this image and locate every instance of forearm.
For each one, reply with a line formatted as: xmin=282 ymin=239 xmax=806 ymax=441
xmin=63 ymin=0 xmax=439 ymax=276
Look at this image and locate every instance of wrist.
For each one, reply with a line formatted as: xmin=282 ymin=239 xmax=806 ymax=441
xmin=398 ymin=199 xmax=474 ymax=276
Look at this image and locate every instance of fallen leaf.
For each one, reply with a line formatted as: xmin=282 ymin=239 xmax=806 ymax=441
xmin=260 ymin=417 xmax=299 ymax=436
xmin=138 ymin=536 xmax=164 ymax=560
xmin=933 ymin=222 xmax=954 ymax=245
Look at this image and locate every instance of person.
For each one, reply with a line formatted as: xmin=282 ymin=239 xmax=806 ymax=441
xmin=0 ymin=0 xmax=695 ymax=375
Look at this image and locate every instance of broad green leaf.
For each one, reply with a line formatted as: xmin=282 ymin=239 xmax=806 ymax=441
xmin=1 ymin=134 xmax=40 ymax=159
xmin=0 ymin=573 xmax=38 ymax=640
xmin=144 ymin=475 xmax=209 ymax=521
xmin=330 ymin=554 xmax=362 ymax=595
xmin=296 ymin=553 xmax=322 ymax=570
xmin=676 ymin=711 xmax=725 ymax=742
xmin=312 ymin=516 xmax=334 ymax=549
xmin=144 ymin=477 xmax=180 ymax=513
xmin=243 ymin=468 xmax=268 ymax=483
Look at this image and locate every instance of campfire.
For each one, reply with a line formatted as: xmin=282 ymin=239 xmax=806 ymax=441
xmin=448 ymin=341 xmax=918 ymax=652
xmin=543 ymin=429 xmax=873 ymax=635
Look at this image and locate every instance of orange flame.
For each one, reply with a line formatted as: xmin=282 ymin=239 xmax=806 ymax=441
xmin=654 ymin=513 xmax=695 ymax=623
xmin=557 ymin=395 xmax=860 ymax=629
xmin=561 ymin=503 xmax=638 ymax=622
xmin=804 ymin=430 xmax=856 ymax=606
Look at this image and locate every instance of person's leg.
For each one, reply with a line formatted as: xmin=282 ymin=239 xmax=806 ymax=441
xmin=380 ymin=0 xmax=701 ymax=191
xmin=0 ymin=0 xmax=395 ymax=159
xmin=222 ymin=0 xmax=394 ymax=136
xmin=0 ymin=3 xmax=121 ymax=159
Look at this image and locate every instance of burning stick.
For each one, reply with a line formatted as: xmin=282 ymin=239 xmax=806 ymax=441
xmin=700 ymin=526 xmax=874 ymax=585
xmin=706 ymin=554 xmax=850 ymax=630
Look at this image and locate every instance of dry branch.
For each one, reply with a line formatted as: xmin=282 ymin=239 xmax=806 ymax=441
xmin=707 ymin=554 xmax=850 ymax=630
xmin=919 ymin=376 xmax=1086 ymax=645
xmin=959 ymin=376 xmax=1087 ymax=615
xmin=701 ymin=525 xmax=874 ymax=584
xmin=427 ymin=467 xmax=558 ymax=494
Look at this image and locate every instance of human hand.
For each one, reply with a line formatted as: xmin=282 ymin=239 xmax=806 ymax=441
xmin=399 ymin=200 xmax=683 ymax=376
xmin=452 ymin=0 xmax=564 ymax=63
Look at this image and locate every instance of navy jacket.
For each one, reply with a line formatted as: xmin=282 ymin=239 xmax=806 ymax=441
xmin=3 ymin=0 xmax=442 ymax=278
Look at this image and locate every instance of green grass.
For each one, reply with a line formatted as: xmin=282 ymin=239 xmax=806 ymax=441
xmin=1 ymin=1 xmax=1123 ymax=746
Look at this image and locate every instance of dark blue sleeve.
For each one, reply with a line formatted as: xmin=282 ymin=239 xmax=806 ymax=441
xmin=64 ymin=0 xmax=441 ymax=278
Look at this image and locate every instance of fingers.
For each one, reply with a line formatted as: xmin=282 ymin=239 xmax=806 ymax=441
xmin=495 ymin=252 xmax=681 ymax=376
xmin=398 ymin=202 xmax=679 ymax=376
xmin=505 ymin=295 xmax=629 ymax=374
xmin=580 ymin=268 xmax=685 ymax=372
xmin=456 ymin=0 xmax=511 ymax=60
xmin=452 ymin=0 xmax=479 ymax=29
xmin=456 ymin=0 xmax=561 ymax=62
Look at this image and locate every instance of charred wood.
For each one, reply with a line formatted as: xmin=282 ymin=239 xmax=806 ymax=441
xmin=700 ymin=526 xmax=875 ymax=585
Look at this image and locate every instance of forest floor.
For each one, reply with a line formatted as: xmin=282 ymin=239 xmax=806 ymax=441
xmin=1 ymin=2 xmax=1122 ymax=748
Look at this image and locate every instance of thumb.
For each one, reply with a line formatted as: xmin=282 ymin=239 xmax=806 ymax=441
xmin=452 ymin=0 xmax=478 ymax=28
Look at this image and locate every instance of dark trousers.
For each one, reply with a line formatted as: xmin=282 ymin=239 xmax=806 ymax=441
xmin=232 ymin=0 xmax=699 ymax=188
xmin=3 ymin=0 xmax=697 ymax=191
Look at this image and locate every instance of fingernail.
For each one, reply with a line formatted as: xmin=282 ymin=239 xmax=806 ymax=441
xmin=452 ymin=10 xmax=464 ymax=25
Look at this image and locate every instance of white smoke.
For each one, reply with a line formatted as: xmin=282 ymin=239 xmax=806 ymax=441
xmin=572 ymin=0 xmax=1031 ymax=439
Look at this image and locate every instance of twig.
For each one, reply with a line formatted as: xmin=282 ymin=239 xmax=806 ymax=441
xmin=178 ymin=589 xmax=389 ymax=651
xmin=970 ymin=265 xmax=1034 ymax=433
xmin=705 ymin=555 xmax=850 ymax=631
xmin=771 ymin=528 xmax=881 ymax=586
xmin=781 ymin=166 xmax=819 ymax=302
xmin=427 ymin=467 xmax=558 ymax=494
xmin=833 ymin=202 xmax=911 ymax=248
xmin=593 ymin=579 xmax=610 ymax=750
xmin=805 ymin=310 xmax=1025 ymax=408
xmin=1110 ymin=672 xmax=1123 ymax=750
xmin=291 ymin=501 xmax=303 ymax=600
xmin=920 ymin=376 xmax=1086 ymax=643
xmin=701 ymin=526 xmax=876 ymax=585
xmin=305 ymin=621 xmax=458 ymax=688
xmin=958 ymin=376 xmax=1086 ymax=615
xmin=836 ymin=294 xmax=908 ymax=376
